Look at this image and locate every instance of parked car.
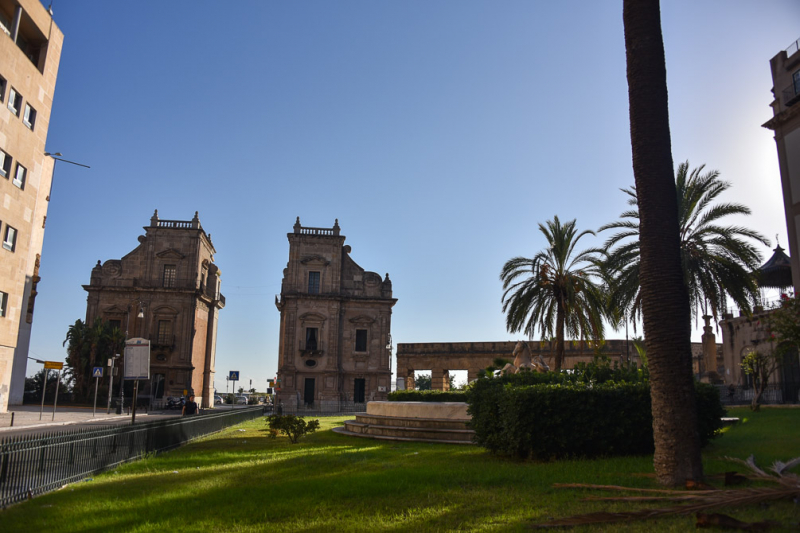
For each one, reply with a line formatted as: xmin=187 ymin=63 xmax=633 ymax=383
xmin=214 ymin=396 xmax=224 ymax=405
xmin=235 ymin=396 xmax=248 ymax=405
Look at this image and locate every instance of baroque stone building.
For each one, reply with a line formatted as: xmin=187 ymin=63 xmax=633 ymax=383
xmin=275 ymin=218 xmax=395 ymax=407
xmin=83 ymin=211 xmax=224 ymax=408
xmin=0 ymin=0 xmax=63 ymax=411
xmin=763 ymin=37 xmax=800 ymax=292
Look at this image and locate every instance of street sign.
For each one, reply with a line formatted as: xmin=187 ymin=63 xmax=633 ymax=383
xmin=124 ymin=338 xmax=150 ymax=380
xmin=43 ymin=361 xmax=63 ymax=370
xmin=229 ymin=371 xmax=239 ymax=381
xmin=92 ymin=367 xmax=104 ymax=378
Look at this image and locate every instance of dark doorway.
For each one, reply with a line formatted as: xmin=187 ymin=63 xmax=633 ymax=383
xmin=781 ymin=347 xmax=800 ymax=403
xmin=304 ymin=378 xmax=315 ymax=406
xmin=354 ymin=378 xmax=366 ymax=403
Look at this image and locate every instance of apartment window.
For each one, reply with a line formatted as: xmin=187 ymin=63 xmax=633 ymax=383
xmin=0 ymin=291 xmax=7 ymax=317
xmin=355 ymin=329 xmax=368 ymax=352
xmin=305 ymin=327 xmax=318 ymax=351
xmin=0 ymin=76 xmax=6 ymax=102
xmin=308 ymin=271 xmax=320 ymax=294
xmin=23 ymin=103 xmax=36 ymax=129
xmin=13 ymin=163 xmax=25 ymax=189
xmin=157 ymin=320 xmax=173 ymax=344
xmin=163 ymin=264 xmax=176 ymax=288
xmin=7 ymin=87 xmax=21 ymax=116
xmin=3 ymin=225 xmax=16 ymax=252
xmin=0 ymin=150 xmax=10 ymax=178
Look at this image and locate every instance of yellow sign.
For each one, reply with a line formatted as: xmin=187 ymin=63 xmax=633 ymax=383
xmin=44 ymin=361 xmax=63 ymax=370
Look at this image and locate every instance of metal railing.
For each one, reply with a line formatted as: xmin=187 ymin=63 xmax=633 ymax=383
xmin=0 ymin=406 xmax=265 ymax=508
xmin=715 ymin=382 xmax=800 ymax=406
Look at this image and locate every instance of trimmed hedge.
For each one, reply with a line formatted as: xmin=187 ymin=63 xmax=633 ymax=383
xmin=388 ymin=390 xmax=468 ymax=402
xmin=467 ymin=378 xmax=725 ymax=460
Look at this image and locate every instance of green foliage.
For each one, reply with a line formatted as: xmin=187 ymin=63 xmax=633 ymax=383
xmin=266 ymin=414 xmax=320 ymax=444
xmin=23 ymin=369 xmax=72 ymax=403
xmin=600 ymin=161 xmax=768 ymax=324
xmin=764 ymin=294 xmax=800 ymax=351
xmin=63 ymin=318 xmax=126 ymax=402
xmin=414 ymin=374 xmax=432 ymax=390
xmin=388 ymin=390 xmax=468 ymax=402
xmin=467 ymin=377 xmax=724 ymax=460
xmin=500 ymin=216 xmax=607 ymax=370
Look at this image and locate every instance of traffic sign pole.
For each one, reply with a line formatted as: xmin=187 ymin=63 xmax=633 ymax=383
xmin=52 ymin=368 xmax=62 ymax=421
xmin=39 ymin=367 xmax=48 ymax=421
xmin=93 ymin=377 xmax=99 ymax=417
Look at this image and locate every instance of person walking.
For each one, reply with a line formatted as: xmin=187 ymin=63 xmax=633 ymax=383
xmin=182 ymin=395 xmax=199 ymax=416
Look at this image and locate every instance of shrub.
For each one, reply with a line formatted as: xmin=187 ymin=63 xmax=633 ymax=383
xmin=388 ymin=390 xmax=468 ymax=402
xmin=467 ymin=378 xmax=724 ymax=460
xmin=266 ymin=415 xmax=320 ymax=444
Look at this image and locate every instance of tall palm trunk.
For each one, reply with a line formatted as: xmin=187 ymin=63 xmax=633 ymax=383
xmin=555 ymin=297 xmax=566 ymax=371
xmin=623 ymin=0 xmax=703 ymax=485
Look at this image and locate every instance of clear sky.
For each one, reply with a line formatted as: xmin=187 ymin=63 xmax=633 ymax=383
xmin=28 ymin=1 xmax=800 ymax=392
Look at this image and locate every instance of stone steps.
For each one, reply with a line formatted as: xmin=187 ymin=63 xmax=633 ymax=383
xmin=334 ymin=412 xmax=475 ymax=444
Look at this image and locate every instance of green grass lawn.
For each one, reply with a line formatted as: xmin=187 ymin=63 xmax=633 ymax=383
xmin=0 ymin=406 xmax=798 ymax=532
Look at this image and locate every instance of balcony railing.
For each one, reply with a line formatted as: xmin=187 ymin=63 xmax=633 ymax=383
xmin=299 ymin=340 xmax=324 ymax=356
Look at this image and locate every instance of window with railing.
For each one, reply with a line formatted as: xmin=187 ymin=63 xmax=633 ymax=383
xmin=308 ymin=271 xmax=320 ymax=294
xmin=163 ymin=265 xmax=176 ymax=288
xmin=157 ymin=320 xmax=173 ymax=345
xmin=305 ymin=327 xmax=318 ymax=351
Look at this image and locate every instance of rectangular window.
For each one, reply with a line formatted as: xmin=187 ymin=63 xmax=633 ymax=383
xmin=23 ymin=103 xmax=36 ymax=129
xmin=308 ymin=271 xmax=320 ymax=294
xmin=355 ymin=329 xmax=368 ymax=352
xmin=3 ymin=225 xmax=16 ymax=252
xmin=0 ymin=291 xmax=7 ymax=317
xmin=0 ymin=149 xmax=10 ymax=178
xmin=107 ymin=319 xmax=122 ymax=331
xmin=0 ymin=76 xmax=5 ymax=102
xmin=163 ymin=264 xmax=176 ymax=288
xmin=13 ymin=163 xmax=25 ymax=189
xmin=7 ymin=87 xmax=21 ymax=116
xmin=157 ymin=320 xmax=172 ymax=344
xmin=305 ymin=327 xmax=318 ymax=351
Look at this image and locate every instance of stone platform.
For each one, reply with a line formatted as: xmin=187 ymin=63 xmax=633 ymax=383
xmin=332 ymin=401 xmax=475 ymax=444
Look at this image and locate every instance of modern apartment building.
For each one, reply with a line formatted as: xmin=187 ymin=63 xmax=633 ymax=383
xmin=763 ymin=37 xmax=800 ymax=292
xmin=0 ymin=0 xmax=63 ymax=411
xmin=83 ymin=211 xmax=225 ymax=408
xmin=275 ymin=219 xmax=395 ymax=408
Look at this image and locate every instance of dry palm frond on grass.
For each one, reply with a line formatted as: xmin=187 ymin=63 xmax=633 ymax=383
xmin=530 ymin=455 xmax=800 ymax=529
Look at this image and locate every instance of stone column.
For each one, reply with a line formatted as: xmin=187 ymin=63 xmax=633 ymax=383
xmin=467 ymin=368 xmax=481 ymax=383
xmin=406 ymin=369 xmax=416 ymax=390
xmin=701 ymin=315 xmax=717 ymax=377
xmin=431 ymin=368 xmax=448 ymax=391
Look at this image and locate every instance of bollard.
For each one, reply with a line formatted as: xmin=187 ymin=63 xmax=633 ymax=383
xmin=9 ymin=412 xmax=14 ymax=427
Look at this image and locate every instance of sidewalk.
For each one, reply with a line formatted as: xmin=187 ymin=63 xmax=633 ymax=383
xmin=0 ymin=404 xmax=178 ymax=434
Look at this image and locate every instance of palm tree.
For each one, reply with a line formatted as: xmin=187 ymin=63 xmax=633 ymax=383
xmin=600 ymin=161 xmax=768 ymax=325
xmin=64 ymin=318 xmax=126 ymax=401
xmin=500 ymin=216 xmax=606 ymax=371
xmin=623 ymin=0 xmax=703 ymax=485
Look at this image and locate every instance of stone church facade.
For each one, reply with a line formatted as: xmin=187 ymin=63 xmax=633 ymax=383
xmin=275 ymin=218 xmax=395 ymax=408
xmin=83 ymin=211 xmax=224 ymax=408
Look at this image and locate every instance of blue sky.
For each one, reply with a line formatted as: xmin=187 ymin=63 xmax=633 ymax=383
xmin=29 ymin=1 xmax=800 ymax=391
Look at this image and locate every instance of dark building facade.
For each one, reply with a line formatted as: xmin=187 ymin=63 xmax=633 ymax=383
xmin=275 ymin=218 xmax=395 ymax=408
xmin=83 ymin=211 xmax=224 ymax=407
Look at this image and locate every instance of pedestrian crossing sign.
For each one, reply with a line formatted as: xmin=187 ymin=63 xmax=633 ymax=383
xmin=92 ymin=367 xmax=103 ymax=378
xmin=229 ymin=371 xmax=239 ymax=381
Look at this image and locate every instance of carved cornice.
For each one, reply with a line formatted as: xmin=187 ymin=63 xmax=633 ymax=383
xmin=349 ymin=315 xmax=375 ymax=326
xmin=300 ymin=254 xmax=331 ymax=266
xmin=156 ymin=248 xmax=187 ymax=260
xmin=299 ymin=312 xmax=327 ymax=324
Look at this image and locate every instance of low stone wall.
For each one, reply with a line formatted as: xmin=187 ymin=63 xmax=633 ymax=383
xmin=366 ymin=401 xmax=469 ymax=420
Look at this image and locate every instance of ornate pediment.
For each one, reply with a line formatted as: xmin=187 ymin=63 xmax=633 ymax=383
xmin=349 ymin=315 xmax=375 ymax=326
xmin=103 ymin=305 xmax=127 ymax=315
xmin=152 ymin=305 xmax=178 ymax=317
xmin=299 ymin=312 xmax=327 ymax=324
xmin=300 ymin=254 xmax=330 ymax=266
xmin=156 ymin=248 xmax=186 ymax=260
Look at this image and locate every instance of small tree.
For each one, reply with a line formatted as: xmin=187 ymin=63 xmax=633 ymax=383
xmin=266 ymin=415 xmax=320 ymax=443
xmin=740 ymin=350 xmax=779 ymax=411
